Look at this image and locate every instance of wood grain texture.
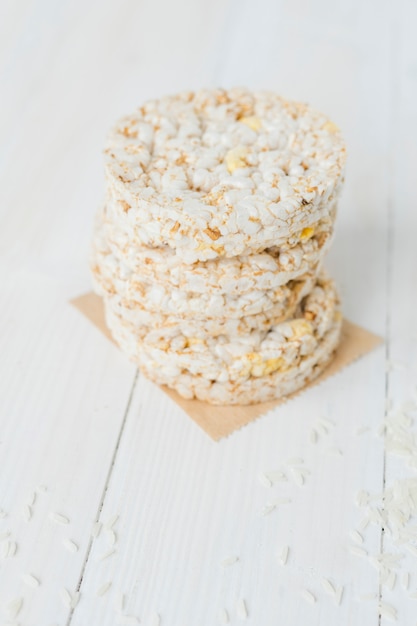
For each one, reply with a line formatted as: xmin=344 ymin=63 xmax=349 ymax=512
xmin=0 ymin=0 xmax=416 ymax=624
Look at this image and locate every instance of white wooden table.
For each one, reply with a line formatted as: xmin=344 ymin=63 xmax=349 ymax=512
xmin=1 ymin=0 xmax=417 ymax=624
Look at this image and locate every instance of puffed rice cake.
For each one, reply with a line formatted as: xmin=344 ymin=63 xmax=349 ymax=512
xmin=96 ymin=277 xmax=316 ymax=339
xmin=104 ymin=87 xmax=346 ymax=262
xmin=104 ymin=274 xmax=342 ymax=405
xmin=92 ymin=87 xmax=346 ymax=405
xmin=92 ymin=237 xmax=318 ymax=320
xmin=93 ymin=203 xmax=335 ymax=294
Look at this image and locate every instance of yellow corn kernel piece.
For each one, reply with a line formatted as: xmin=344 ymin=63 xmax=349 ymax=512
xmin=240 ymin=353 xmax=260 ymax=377
xmin=225 ymin=147 xmax=248 ymax=173
xmin=290 ymin=319 xmax=313 ymax=338
xmin=262 ymin=357 xmax=285 ymax=375
xmin=300 ymin=226 xmax=315 ymax=240
xmin=239 ymin=116 xmax=262 ymax=131
xmin=245 ymin=352 xmax=262 ymax=363
xmin=334 ymin=310 xmax=343 ymax=322
xmin=187 ymin=337 xmax=203 ymax=346
xmin=323 ymin=121 xmax=339 ymax=134
xmin=243 ymin=354 xmax=285 ymax=377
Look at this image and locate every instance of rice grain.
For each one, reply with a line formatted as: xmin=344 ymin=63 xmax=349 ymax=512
xmin=301 ymin=590 xmax=316 ymax=604
xmin=22 ymin=573 xmax=40 ymax=588
xmin=236 ymin=598 xmax=248 ymax=619
xmin=97 ymin=582 xmax=112 ymax=597
xmin=221 ymin=556 xmax=239 ymax=567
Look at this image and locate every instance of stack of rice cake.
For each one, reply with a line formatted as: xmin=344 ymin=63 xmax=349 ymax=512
xmin=91 ymin=88 xmax=346 ymax=405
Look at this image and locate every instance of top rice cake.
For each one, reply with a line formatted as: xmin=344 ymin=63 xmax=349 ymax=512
xmin=105 ymin=87 xmax=346 ymax=263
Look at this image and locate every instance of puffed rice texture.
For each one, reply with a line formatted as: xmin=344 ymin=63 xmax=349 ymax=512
xmin=104 ymin=87 xmax=346 ymax=262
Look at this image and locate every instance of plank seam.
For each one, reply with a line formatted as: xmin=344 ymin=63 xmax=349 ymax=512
xmin=65 ymin=368 xmax=139 ymax=626
xmin=379 ymin=4 xmax=401 ymax=624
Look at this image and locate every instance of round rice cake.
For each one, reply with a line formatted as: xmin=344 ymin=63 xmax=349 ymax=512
xmin=92 ymin=243 xmax=317 ymax=319
xmin=101 ymin=278 xmax=316 ymax=340
xmin=139 ymin=318 xmax=341 ymax=405
xmin=93 ymin=203 xmax=335 ymax=295
xmin=104 ymin=87 xmax=346 ymax=262
xmin=103 ymin=273 xmax=341 ymax=397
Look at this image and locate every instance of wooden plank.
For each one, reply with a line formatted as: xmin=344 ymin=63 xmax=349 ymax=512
xmin=0 ymin=0 xmax=235 ymax=623
xmin=0 ymin=270 xmax=137 ymax=624
xmin=69 ymin=1 xmax=392 ymax=625
xmin=380 ymin=0 xmax=417 ymax=622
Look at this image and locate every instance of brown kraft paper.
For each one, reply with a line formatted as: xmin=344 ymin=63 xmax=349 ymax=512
xmin=71 ymin=292 xmax=383 ymax=441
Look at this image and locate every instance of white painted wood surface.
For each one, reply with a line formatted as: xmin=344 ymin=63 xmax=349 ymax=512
xmin=0 ymin=0 xmax=416 ymax=624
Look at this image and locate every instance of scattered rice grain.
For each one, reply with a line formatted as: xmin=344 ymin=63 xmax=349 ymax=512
xmin=117 ymin=615 xmax=140 ymax=624
xmin=258 ymin=473 xmax=272 ymax=488
xmin=92 ymin=521 xmax=102 ymax=538
xmin=22 ymin=573 xmax=40 ymax=588
xmin=280 ymin=545 xmax=289 ymax=565
xmin=5 ymin=597 xmax=23 ymax=618
xmin=236 ymin=598 xmax=248 ymax=619
xmin=387 ymin=571 xmax=397 ymax=590
xmin=71 ymin=592 xmax=80 ymax=609
xmin=265 ymin=470 xmax=287 ymax=483
xmin=349 ymin=546 xmax=368 ymax=557
xmin=0 ymin=540 xmax=9 ymax=559
xmin=402 ymin=572 xmax=410 ymax=590
xmin=406 ymin=545 xmax=417 ymax=558
xmin=349 ymin=530 xmax=364 ymax=545
xmin=114 ymin=591 xmax=125 ymax=613
xmin=50 ymin=512 xmax=70 ymax=525
xmin=290 ymin=468 xmax=304 ymax=487
xmin=320 ymin=578 xmax=335 ymax=595
xmin=377 ymin=424 xmax=386 ymax=437
xmin=218 ymin=608 xmax=229 ymax=624
xmin=368 ymin=556 xmax=381 ymax=571
xmin=301 ymin=589 xmax=316 ymax=604
xmin=260 ymin=504 xmax=276 ymax=516
xmin=326 ymin=446 xmax=343 ymax=457
xmin=379 ymin=602 xmax=397 ymax=621
xmin=286 ymin=457 xmax=304 ymax=466
xmin=99 ymin=548 xmax=116 ymax=561
xmin=360 ymin=592 xmax=377 ymax=601
xmin=150 ymin=612 xmax=161 ymax=626
xmin=335 ymin=586 xmax=344 ymax=606
xmin=270 ymin=497 xmax=292 ymax=506
xmin=221 ymin=556 xmax=239 ymax=567
xmin=402 ymin=400 xmax=417 ymax=412
xmin=319 ymin=417 xmax=335 ymax=428
xmin=27 ymin=492 xmax=37 ymax=506
xmin=358 ymin=516 xmax=371 ymax=531
xmin=356 ymin=426 xmax=370 ymax=436
xmin=355 ymin=490 xmax=369 ymax=507
xmin=60 ymin=588 xmax=72 ymax=609
xmin=310 ymin=429 xmax=318 ymax=444
xmin=63 ymin=539 xmax=78 ymax=553
xmin=317 ymin=423 xmax=329 ymax=435
xmin=106 ymin=514 xmax=119 ymax=529
xmin=97 ymin=582 xmax=112 ymax=597
xmin=107 ymin=529 xmax=117 ymax=546
xmin=22 ymin=505 xmax=32 ymax=522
